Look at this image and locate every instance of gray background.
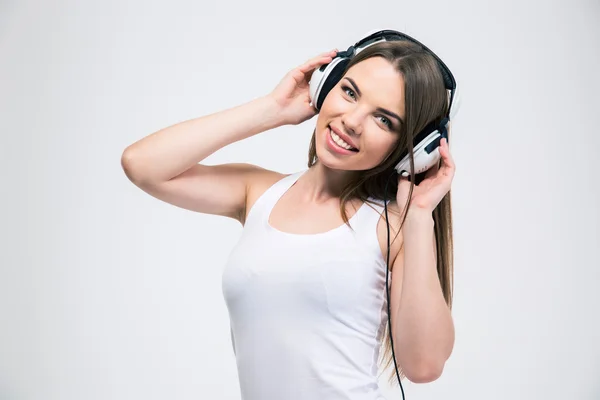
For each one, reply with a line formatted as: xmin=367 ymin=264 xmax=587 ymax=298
xmin=1 ymin=0 xmax=599 ymax=399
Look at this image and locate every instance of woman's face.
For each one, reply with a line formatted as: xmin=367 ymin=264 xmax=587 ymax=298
xmin=315 ymin=56 xmax=406 ymax=171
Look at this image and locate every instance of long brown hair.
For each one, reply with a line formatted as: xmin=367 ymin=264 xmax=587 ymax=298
xmin=307 ymin=40 xmax=454 ymax=385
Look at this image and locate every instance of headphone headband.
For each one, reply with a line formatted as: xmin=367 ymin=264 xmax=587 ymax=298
xmin=353 ymin=30 xmax=456 ymax=92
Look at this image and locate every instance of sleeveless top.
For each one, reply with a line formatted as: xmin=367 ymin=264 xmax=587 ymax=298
xmin=221 ymin=169 xmax=392 ymax=400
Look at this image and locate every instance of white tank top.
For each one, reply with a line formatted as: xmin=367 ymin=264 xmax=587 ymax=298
xmin=221 ymin=169 xmax=391 ymax=400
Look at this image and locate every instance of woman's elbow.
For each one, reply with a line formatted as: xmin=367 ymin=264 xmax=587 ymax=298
xmin=404 ymin=361 xmax=445 ymax=383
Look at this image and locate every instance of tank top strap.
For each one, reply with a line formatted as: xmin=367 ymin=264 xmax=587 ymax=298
xmin=244 ymin=169 xmax=307 ymax=228
xmin=349 ymin=196 xmax=392 ymax=265
xmin=367 ymin=197 xmax=391 ymax=215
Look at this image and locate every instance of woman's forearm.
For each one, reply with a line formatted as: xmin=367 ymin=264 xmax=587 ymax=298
xmin=394 ymin=210 xmax=455 ymax=381
xmin=121 ymin=95 xmax=283 ymax=184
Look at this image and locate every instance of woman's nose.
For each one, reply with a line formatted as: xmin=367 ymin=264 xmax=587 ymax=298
xmin=341 ymin=109 xmax=364 ymax=136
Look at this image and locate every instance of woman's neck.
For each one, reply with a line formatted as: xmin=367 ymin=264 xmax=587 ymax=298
xmin=300 ymin=162 xmax=359 ymax=204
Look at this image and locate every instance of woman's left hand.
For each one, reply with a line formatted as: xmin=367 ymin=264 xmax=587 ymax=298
xmin=396 ymin=137 xmax=456 ymax=215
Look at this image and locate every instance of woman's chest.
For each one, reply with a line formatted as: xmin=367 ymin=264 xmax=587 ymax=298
xmin=221 ymin=232 xmax=384 ymax=321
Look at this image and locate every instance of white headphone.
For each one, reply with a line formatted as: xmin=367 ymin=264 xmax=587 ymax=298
xmin=309 ymin=29 xmax=461 ymax=176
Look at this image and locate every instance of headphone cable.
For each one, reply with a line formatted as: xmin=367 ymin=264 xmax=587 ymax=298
xmin=383 ymin=169 xmax=406 ymax=400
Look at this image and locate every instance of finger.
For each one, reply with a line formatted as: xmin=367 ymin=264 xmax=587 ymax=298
xmin=439 ymin=139 xmax=456 ymax=177
xmin=304 ymin=50 xmax=337 ymax=67
xmin=309 ymin=51 xmax=336 ymax=64
xmin=298 ymin=57 xmax=333 ymax=74
xmin=440 ymin=138 xmax=455 ymax=168
xmin=298 ymin=51 xmax=337 ymax=73
xmin=320 ymin=49 xmax=338 ymax=57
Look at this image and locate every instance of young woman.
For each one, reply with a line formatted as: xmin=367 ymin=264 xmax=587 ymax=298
xmin=122 ymin=30 xmax=457 ymax=400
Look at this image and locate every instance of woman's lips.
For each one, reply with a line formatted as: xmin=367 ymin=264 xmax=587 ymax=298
xmin=325 ymin=125 xmax=357 ymax=155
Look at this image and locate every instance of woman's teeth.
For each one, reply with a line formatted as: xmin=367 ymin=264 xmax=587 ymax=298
xmin=330 ymin=129 xmax=357 ymax=151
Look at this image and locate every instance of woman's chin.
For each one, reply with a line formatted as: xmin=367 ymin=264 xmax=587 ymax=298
xmin=315 ymin=151 xmax=358 ymax=171
xmin=314 ymin=152 xmax=339 ymax=169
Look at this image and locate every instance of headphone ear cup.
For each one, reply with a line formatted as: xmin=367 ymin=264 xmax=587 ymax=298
xmin=449 ymin=85 xmax=461 ymax=120
xmin=309 ymin=66 xmax=326 ymax=107
xmin=309 ymin=58 xmax=350 ymax=110
xmin=394 ymin=123 xmax=443 ymax=175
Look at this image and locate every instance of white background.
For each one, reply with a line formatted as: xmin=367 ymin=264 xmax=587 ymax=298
xmin=1 ymin=0 xmax=599 ymax=399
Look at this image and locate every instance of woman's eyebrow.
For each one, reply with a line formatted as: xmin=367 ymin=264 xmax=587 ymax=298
xmin=344 ymin=77 xmax=405 ymax=125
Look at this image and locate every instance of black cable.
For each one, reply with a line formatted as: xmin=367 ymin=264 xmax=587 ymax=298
xmin=383 ymin=169 xmax=406 ymax=400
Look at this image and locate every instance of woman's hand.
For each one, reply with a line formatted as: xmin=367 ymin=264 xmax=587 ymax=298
xmin=396 ymin=137 xmax=456 ymax=215
xmin=267 ymin=49 xmax=337 ymax=126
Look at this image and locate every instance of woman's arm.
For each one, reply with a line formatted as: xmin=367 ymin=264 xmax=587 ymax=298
xmin=390 ymin=209 xmax=455 ymax=383
xmin=121 ymin=96 xmax=282 ymax=185
xmin=120 ymin=50 xmax=335 ymax=222
xmin=120 ymin=96 xmax=284 ymax=222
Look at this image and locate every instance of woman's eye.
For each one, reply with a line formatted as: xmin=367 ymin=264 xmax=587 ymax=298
xmin=342 ymin=86 xmax=356 ymax=99
xmin=380 ymin=116 xmax=392 ymax=128
xmin=341 ymin=85 xmax=393 ymax=129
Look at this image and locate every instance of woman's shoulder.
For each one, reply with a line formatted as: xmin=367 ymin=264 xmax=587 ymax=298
xmin=250 ymin=167 xmax=289 ymax=196
xmin=368 ymin=198 xmax=405 ymax=269
xmin=242 ymin=165 xmax=290 ymax=223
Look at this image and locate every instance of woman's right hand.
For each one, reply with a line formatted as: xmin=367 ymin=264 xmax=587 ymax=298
xmin=267 ymin=49 xmax=338 ymax=126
